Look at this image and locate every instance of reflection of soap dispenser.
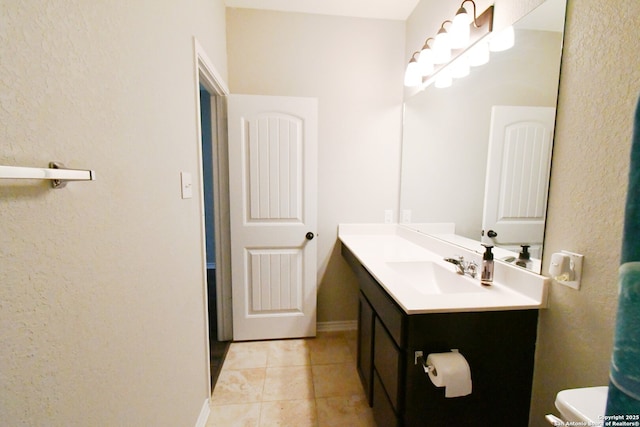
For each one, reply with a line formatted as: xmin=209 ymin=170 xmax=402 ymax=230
xmin=515 ymin=245 xmax=532 ymax=268
xmin=481 ymin=245 xmax=494 ymax=286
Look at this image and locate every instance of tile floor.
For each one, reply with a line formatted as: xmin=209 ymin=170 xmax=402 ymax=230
xmin=207 ymin=330 xmax=376 ymax=427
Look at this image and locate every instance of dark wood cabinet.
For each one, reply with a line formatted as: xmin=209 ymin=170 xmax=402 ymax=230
xmin=373 ymin=370 xmax=400 ymax=427
xmin=358 ymin=292 xmax=375 ymax=404
xmin=374 ymin=317 xmax=403 ymax=412
xmin=344 ymin=244 xmax=539 ymax=427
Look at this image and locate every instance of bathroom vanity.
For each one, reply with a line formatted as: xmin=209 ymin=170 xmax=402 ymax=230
xmin=339 ymin=224 xmax=549 ymax=427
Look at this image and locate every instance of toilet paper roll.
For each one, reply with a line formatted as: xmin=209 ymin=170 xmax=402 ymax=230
xmin=426 ymin=351 xmax=472 ymax=398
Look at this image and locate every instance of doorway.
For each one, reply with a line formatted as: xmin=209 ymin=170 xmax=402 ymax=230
xmin=194 ymin=37 xmax=233 ymax=393
xmin=199 ymin=85 xmax=229 ymax=389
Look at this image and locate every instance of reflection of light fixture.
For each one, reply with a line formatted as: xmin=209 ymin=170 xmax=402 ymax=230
xmin=404 ymin=52 xmax=422 ymax=87
xmin=489 ymin=25 xmax=515 ymax=52
xmin=404 ymin=1 xmax=494 ymax=88
xmin=468 ymin=41 xmax=490 ymax=66
xmin=451 ymin=54 xmax=470 ymax=78
xmin=435 ymin=68 xmax=453 ymax=88
xmin=418 ymin=38 xmax=435 ymax=76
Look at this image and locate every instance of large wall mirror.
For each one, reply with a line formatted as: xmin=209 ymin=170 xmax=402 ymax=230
xmin=399 ymin=0 xmax=567 ymax=273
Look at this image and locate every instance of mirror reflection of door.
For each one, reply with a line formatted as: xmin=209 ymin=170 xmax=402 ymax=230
xmin=482 ymin=105 xmax=556 ymax=259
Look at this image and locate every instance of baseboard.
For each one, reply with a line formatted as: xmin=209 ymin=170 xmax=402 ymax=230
xmin=317 ymin=320 xmax=357 ymax=332
xmin=195 ymin=398 xmax=210 ymax=427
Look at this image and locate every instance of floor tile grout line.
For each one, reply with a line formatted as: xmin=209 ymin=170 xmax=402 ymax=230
xmin=211 ymin=335 xmax=362 ymax=425
xmin=309 ymin=343 xmax=319 ymax=427
xmin=257 ymin=355 xmax=267 ymax=426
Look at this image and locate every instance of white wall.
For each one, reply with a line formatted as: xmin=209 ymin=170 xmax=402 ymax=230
xmin=226 ymin=8 xmax=406 ymax=322
xmin=0 ymin=0 xmax=228 ymax=425
xmin=406 ymin=1 xmax=640 ymax=426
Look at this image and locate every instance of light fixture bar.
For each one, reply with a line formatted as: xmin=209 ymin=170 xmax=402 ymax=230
xmin=404 ymin=3 xmax=495 ymax=89
xmin=422 ymin=5 xmax=493 ymax=87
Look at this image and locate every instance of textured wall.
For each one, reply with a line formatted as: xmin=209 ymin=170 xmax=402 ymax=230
xmin=0 ymin=0 xmax=228 ymax=425
xmin=226 ymin=9 xmax=406 ymax=323
xmin=529 ymin=0 xmax=640 ymax=424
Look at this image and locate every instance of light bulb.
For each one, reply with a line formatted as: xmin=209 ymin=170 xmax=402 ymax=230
xmin=404 ymin=60 xmax=421 ymax=87
xmin=453 ymin=6 xmax=472 ymax=26
xmin=417 ymin=47 xmax=434 ymax=76
xmin=432 ymin=27 xmax=451 ymax=64
xmin=450 ymin=8 xmax=471 ymax=49
xmin=489 ymin=26 xmax=515 ymax=52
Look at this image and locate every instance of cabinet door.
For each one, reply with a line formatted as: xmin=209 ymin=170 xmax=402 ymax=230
xmin=374 ymin=317 xmax=402 ymax=412
xmin=373 ymin=371 xmax=400 ymax=427
xmin=357 ymin=292 xmax=374 ymax=405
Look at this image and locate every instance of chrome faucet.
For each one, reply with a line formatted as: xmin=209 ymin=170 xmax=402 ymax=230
xmin=444 ymin=256 xmax=478 ymax=278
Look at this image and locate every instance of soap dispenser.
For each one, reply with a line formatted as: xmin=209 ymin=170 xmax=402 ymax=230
xmin=515 ymin=245 xmax=532 ymax=268
xmin=481 ymin=245 xmax=494 ymax=286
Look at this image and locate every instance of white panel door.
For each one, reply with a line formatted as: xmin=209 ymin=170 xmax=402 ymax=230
xmin=228 ymin=94 xmax=318 ymax=341
xmin=482 ymin=106 xmax=555 ymax=255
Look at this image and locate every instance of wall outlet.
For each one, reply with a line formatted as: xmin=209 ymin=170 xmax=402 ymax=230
xmin=550 ymin=250 xmax=584 ymax=290
xmin=384 ymin=210 xmax=393 ymax=224
xmin=401 ymin=209 xmax=412 ymax=223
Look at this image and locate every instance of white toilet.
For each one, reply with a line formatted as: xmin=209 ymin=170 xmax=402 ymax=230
xmin=548 ymin=386 xmax=608 ymax=426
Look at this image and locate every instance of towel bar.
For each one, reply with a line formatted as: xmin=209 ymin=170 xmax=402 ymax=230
xmin=0 ymin=162 xmax=96 ymax=188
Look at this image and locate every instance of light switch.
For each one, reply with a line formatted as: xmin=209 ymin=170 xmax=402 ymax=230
xmin=181 ymin=172 xmax=193 ymax=199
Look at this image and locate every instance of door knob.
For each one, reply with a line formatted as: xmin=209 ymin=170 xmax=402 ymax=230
xmin=487 ymin=230 xmax=498 ymax=238
xmin=305 ymin=232 xmax=315 ymax=240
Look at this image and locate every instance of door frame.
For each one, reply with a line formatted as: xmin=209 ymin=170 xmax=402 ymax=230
xmin=193 ymin=39 xmax=232 ymax=353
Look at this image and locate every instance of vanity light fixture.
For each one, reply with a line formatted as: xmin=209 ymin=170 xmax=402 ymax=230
xmin=404 ymin=1 xmax=495 ymax=89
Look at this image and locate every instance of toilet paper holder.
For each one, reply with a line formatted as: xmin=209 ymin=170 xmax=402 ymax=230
xmin=415 ymin=349 xmax=462 ymax=374
xmin=415 ymin=350 xmax=435 ymax=374
xmin=415 ymin=349 xmax=473 ymax=398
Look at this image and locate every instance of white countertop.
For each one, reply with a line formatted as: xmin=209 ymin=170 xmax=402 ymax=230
xmin=339 ymin=224 xmax=549 ymax=314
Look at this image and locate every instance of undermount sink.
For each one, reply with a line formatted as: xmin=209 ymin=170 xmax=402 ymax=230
xmin=386 ymin=261 xmax=488 ymax=295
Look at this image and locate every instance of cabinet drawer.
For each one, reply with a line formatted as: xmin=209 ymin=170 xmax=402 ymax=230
xmin=342 ymin=244 xmax=404 ymax=347
xmin=373 ymin=370 xmax=400 ymax=427
xmin=374 ymin=317 xmax=402 ymax=412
